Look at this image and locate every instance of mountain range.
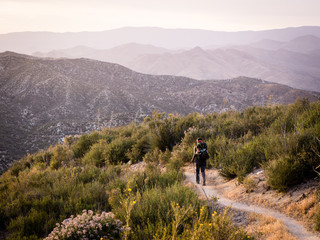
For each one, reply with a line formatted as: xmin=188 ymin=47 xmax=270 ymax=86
xmin=0 ymin=51 xmax=319 ymax=173
xmin=2 ymin=26 xmax=320 ymax=54
xmin=33 ymin=35 xmax=320 ymax=92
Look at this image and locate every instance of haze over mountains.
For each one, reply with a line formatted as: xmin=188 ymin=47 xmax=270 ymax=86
xmin=33 ymin=34 xmax=320 ymax=92
xmin=1 ymin=51 xmax=319 ymax=172
xmin=2 ymin=26 xmax=320 ymax=92
xmin=2 ymin=26 xmax=320 ymax=53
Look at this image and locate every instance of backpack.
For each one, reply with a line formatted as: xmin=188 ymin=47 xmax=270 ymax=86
xmin=196 ymin=142 xmax=209 ymax=161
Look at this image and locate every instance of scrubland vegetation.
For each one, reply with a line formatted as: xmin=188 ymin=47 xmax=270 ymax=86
xmin=0 ymin=98 xmax=319 ymax=239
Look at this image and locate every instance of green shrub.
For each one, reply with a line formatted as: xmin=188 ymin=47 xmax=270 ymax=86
xmin=233 ymin=138 xmax=266 ymax=182
xmin=0 ymin=166 xmax=119 ymax=239
xmin=8 ymin=208 xmax=48 ymax=240
xmin=82 ymin=136 xmax=136 ymax=166
xmin=126 ymin=183 xmax=201 ymax=239
xmin=50 ymin=144 xmax=73 ymax=169
xmin=82 ymin=140 xmax=108 ymax=167
xmin=126 ymin=135 xmax=151 ymax=163
xmin=127 ymin=163 xmax=183 ymax=193
xmin=104 ymin=138 xmax=135 ymax=164
xmin=170 ymin=144 xmax=192 ymax=163
xmin=72 ymin=132 xmax=101 ymax=158
xmin=177 ymin=207 xmax=250 ymax=240
xmin=263 ymin=156 xmax=304 ymax=191
xmin=167 ymin=155 xmax=185 ymax=172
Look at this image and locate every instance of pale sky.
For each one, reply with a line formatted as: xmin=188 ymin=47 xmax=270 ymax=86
xmin=1 ymin=0 xmax=320 ymax=34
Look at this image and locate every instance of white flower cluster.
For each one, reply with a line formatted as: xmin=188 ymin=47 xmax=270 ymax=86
xmin=45 ymin=210 xmax=125 ymax=240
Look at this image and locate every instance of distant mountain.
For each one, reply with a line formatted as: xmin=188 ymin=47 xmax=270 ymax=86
xmin=33 ymin=45 xmax=98 ymax=58
xmin=33 ymin=43 xmax=172 ymax=65
xmin=249 ymin=35 xmax=320 ymax=53
xmin=0 ymin=52 xmax=319 ymax=172
xmin=125 ymin=44 xmax=320 ymax=92
xmin=32 ymin=35 xmax=320 ymax=92
xmin=249 ymin=39 xmax=284 ymax=51
xmin=283 ymin=35 xmax=320 ymax=53
xmin=1 ymin=26 xmax=320 ymax=54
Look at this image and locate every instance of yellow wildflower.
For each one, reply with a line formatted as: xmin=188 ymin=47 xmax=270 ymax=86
xmin=128 ymin=188 xmax=132 ymax=192
xmin=133 ymin=201 xmax=136 ymax=204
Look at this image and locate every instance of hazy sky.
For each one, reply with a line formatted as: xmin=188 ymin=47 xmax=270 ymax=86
xmin=1 ymin=0 xmax=320 ymax=34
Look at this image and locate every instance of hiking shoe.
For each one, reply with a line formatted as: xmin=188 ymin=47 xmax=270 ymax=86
xmin=196 ymin=179 xmax=200 ymax=184
xmin=202 ymin=181 xmax=206 ymax=186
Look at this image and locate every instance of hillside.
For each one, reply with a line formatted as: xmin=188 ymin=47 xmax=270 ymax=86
xmin=0 ymin=51 xmax=319 ymax=172
xmin=0 ymin=98 xmax=319 ymax=240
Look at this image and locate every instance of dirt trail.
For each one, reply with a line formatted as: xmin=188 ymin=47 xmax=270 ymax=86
xmin=184 ymin=168 xmax=320 ymax=240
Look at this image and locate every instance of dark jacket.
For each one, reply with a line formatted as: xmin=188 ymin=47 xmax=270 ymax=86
xmin=191 ymin=143 xmax=208 ymax=165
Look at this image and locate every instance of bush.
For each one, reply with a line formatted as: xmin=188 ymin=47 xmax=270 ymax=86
xmin=82 ymin=140 xmax=109 ymax=167
xmin=176 ymin=207 xmax=250 ymax=240
xmin=104 ymin=138 xmax=135 ymax=164
xmin=243 ymin=176 xmax=256 ymax=193
xmin=263 ymin=156 xmax=304 ymax=192
xmin=127 ymin=163 xmax=183 ymax=194
xmin=167 ymin=155 xmax=185 ymax=172
xmin=45 ymin=210 xmax=125 ymax=240
xmin=233 ymin=138 xmax=266 ymax=182
xmin=8 ymin=208 xmax=48 ymax=240
xmin=72 ymin=132 xmax=102 ymax=158
xmin=125 ymin=183 xmax=201 ymax=239
xmin=126 ymin=135 xmax=151 ymax=164
xmin=0 ymin=166 xmax=118 ymax=239
xmin=50 ymin=144 xmax=74 ymax=169
xmin=170 ymin=144 xmax=192 ymax=163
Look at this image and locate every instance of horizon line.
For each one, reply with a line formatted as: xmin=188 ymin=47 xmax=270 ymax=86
xmin=1 ymin=25 xmax=320 ymax=35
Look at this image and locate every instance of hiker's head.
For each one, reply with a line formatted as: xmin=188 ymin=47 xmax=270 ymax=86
xmin=197 ymin=137 xmax=202 ymax=143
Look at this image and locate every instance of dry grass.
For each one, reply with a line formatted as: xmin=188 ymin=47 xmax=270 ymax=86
xmin=243 ymin=176 xmax=256 ymax=193
xmin=286 ymin=192 xmax=317 ymax=218
xmin=245 ymin=213 xmax=298 ymax=240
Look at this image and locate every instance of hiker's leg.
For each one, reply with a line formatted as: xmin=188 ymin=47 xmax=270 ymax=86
xmin=201 ymin=165 xmax=206 ymax=185
xmin=196 ymin=162 xmax=200 ymax=183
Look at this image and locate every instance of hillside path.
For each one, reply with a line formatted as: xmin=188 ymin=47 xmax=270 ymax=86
xmin=184 ymin=166 xmax=320 ymax=240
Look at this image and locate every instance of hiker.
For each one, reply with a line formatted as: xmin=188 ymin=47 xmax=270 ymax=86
xmin=191 ymin=137 xmax=209 ymax=186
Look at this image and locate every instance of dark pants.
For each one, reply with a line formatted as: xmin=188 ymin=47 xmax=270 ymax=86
xmin=196 ymin=161 xmax=206 ymax=183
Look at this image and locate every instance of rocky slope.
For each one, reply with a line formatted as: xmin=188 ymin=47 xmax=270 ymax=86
xmin=0 ymin=51 xmax=319 ymax=173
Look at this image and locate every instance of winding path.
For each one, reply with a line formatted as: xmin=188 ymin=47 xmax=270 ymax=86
xmin=184 ymin=171 xmax=320 ymax=240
